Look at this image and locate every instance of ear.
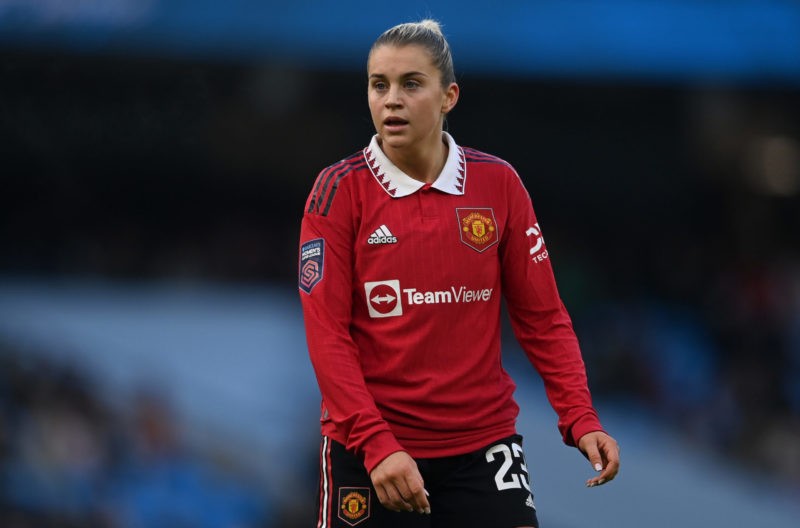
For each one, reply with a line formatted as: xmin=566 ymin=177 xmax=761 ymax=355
xmin=442 ymin=82 xmax=459 ymax=115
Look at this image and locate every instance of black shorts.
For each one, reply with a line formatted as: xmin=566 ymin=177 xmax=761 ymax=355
xmin=315 ymin=434 xmax=539 ymax=528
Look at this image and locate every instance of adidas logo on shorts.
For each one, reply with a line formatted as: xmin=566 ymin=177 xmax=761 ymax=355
xmin=525 ymin=494 xmax=535 ymax=509
xmin=367 ymin=225 xmax=397 ymax=245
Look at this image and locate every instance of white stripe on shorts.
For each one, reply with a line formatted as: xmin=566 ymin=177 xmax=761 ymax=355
xmin=318 ymin=436 xmax=331 ymax=528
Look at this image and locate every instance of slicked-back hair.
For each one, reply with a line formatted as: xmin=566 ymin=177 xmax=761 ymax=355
xmin=369 ymin=19 xmax=456 ymax=87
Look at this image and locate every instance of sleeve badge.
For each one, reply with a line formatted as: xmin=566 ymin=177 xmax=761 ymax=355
xmin=299 ymin=238 xmax=324 ymax=294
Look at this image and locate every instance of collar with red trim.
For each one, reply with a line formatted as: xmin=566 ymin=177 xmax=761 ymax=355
xmin=363 ymin=132 xmax=466 ymax=197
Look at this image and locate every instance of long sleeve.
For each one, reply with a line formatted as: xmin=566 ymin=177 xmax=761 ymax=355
xmin=299 ymin=166 xmax=404 ymax=473
xmin=499 ymin=171 xmax=604 ymax=446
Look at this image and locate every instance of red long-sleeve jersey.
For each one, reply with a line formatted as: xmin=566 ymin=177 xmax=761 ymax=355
xmin=299 ymin=133 xmax=602 ymax=473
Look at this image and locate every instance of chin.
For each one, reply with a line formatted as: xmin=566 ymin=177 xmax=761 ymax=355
xmin=379 ymin=134 xmax=411 ymax=150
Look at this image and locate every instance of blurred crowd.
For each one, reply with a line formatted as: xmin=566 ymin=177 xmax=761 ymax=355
xmin=577 ymin=251 xmax=800 ymax=486
xmin=0 ymin=341 xmax=276 ymax=528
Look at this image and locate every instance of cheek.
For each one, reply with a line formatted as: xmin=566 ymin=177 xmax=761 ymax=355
xmin=425 ymin=97 xmax=445 ymax=119
xmin=367 ymin=96 xmax=381 ymax=117
xmin=368 ymin=100 xmax=385 ymax=131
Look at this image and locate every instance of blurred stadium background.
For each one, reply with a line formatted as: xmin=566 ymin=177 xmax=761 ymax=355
xmin=1 ymin=1 xmax=799 ymax=527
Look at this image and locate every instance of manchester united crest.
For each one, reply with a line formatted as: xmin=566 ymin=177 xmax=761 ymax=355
xmin=338 ymin=488 xmax=370 ymax=526
xmin=456 ymin=208 xmax=499 ymax=252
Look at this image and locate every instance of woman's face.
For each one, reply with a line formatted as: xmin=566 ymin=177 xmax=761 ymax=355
xmin=367 ymin=44 xmax=458 ymax=153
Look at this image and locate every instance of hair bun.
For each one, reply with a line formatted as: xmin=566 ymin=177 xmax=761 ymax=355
xmin=418 ymin=19 xmax=444 ymax=36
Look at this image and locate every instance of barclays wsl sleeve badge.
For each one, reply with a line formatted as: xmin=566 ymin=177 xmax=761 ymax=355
xmin=299 ymin=238 xmax=324 ymax=294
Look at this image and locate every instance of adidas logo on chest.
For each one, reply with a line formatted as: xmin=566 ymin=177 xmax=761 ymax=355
xmin=367 ymin=224 xmax=397 ymax=245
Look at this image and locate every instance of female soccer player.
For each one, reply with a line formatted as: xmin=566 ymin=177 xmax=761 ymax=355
xmin=299 ymin=19 xmax=619 ymax=528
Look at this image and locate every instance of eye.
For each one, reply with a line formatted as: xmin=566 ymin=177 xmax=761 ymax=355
xmin=372 ymin=80 xmax=387 ymax=91
xmin=404 ymin=79 xmax=421 ymax=90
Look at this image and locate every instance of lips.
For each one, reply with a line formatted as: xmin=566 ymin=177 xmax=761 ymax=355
xmin=384 ymin=117 xmax=409 ymax=127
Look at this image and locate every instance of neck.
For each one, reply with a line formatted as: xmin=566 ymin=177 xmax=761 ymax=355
xmin=380 ymin=132 xmax=448 ymax=184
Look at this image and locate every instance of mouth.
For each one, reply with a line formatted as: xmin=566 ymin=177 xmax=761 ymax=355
xmin=383 ymin=117 xmax=409 ymax=130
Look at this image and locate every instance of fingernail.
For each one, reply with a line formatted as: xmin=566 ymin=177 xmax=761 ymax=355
xmin=598 ymin=478 xmax=606 ymax=485
xmin=594 ymin=463 xmax=603 ymax=472
xmin=424 ymin=507 xmax=431 ymax=514
xmin=424 ymin=489 xmax=430 ymax=496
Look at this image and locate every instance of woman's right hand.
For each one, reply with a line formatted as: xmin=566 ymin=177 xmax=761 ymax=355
xmin=369 ymin=451 xmax=431 ymax=515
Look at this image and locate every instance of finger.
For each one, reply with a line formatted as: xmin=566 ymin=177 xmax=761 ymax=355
xmin=374 ymin=483 xmax=390 ymax=509
xmin=587 ymin=442 xmax=620 ymax=487
xmin=413 ymin=486 xmax=431 ymax=515
xmin=376 ymin=483 xmax=406 ymax=512
xmin=599 ymin=459 xmax=619 ymax=482
xmin=583 ymin=440 xmax=604 ymax=474
xmin=598 ymin=444 xmax=621 ymax=482
xmin=384 ymin=483 xmax=414 ymax=512
xmin=586 ymin=463 xmax=616 ymax=487
xmin=399 ymin=475 xmax=430 ymax=514
xmin=582 ymin=440 xmax=605 ymax=487
xmin=380 ymin=485 xmax=401 ymax=512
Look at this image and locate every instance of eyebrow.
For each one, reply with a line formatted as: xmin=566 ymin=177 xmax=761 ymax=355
xmin=369 ymin=71 xmax=429 ymax=79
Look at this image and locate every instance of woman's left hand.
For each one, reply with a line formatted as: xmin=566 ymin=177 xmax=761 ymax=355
xmin=577 ymin=431 xmax=620 ymax=487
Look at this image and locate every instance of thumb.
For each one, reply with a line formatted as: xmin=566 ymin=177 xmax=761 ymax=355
xmin=583 ymin=442 xmax=603 ymax=472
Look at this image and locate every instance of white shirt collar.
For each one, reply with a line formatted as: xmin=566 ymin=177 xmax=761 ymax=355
xmin=363 ymin=132 xmax=466 ymax=197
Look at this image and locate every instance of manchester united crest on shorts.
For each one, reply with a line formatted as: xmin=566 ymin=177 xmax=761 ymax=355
xmin=338 ymin=487 xmax=370 ymax=526
xmin=456 ymin=208 xmax=499 ymax=252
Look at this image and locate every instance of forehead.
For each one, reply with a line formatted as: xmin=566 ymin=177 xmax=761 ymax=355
xmin=368 ymin=44 xmax=437 ymax=76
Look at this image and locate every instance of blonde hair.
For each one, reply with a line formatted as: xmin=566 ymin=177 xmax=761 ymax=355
xmin=369 ymin=19 xmax=456 ymax=87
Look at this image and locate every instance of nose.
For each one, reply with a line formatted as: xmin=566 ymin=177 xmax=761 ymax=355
xmin=385 ymin=85 xmax=402 ymax=108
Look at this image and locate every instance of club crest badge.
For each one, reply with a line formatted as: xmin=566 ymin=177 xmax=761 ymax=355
xmin=299 ymin=238 xmax=324 ymax=294
xmin=456 ymin=208 xmax=499 ymax=252
xmin=338 ymin=487 xmax=370 ymax=526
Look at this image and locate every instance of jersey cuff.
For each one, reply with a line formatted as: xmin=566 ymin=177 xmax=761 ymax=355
xmin=565 ymin=413 xmax=604 ymax=447
xmin=363 ymin=430 xmax=406 ymax=474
